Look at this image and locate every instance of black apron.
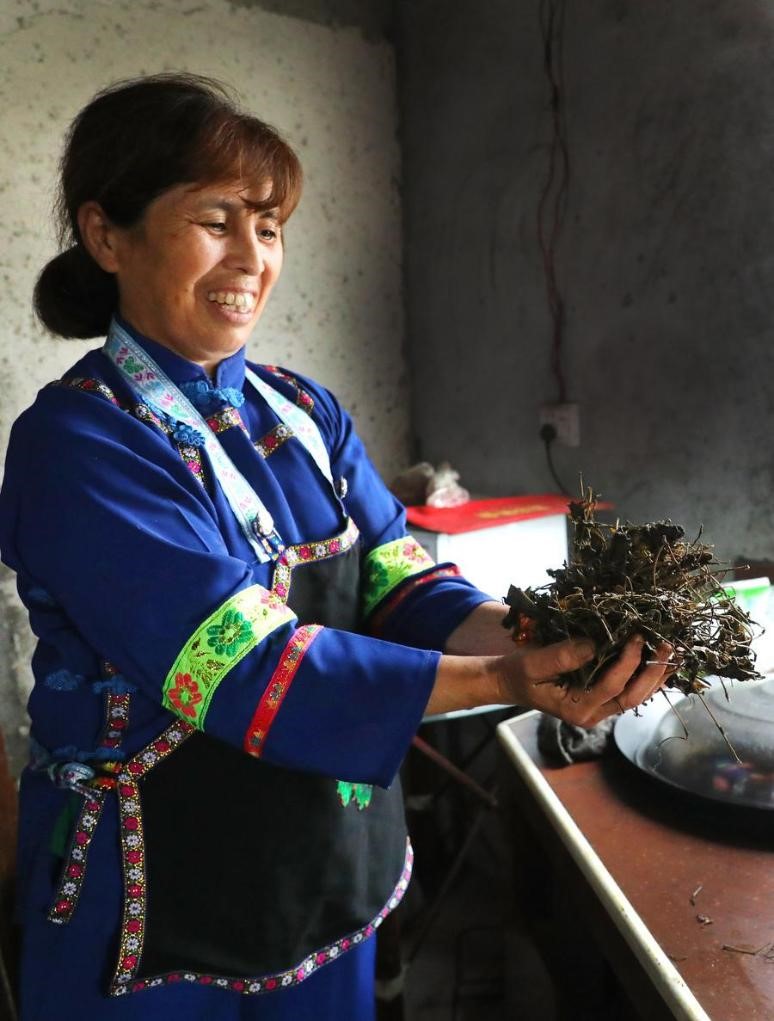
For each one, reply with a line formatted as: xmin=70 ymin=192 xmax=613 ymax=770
xmin=113 ymin=537 xmax=408 ymax=990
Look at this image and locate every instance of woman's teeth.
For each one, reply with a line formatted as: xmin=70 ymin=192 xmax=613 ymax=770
xmin=207 ymin=291 xmax=255 ymax=311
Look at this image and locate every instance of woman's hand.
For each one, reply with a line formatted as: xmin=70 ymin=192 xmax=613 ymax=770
xmin=426 ymin=632 xmax=673 ymax=724
xmin=495 ymin=634 xmax=674 ymax=727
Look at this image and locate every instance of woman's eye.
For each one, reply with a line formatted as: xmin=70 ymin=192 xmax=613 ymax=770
xmin=203 ymin=221 xmax=227 ymax=232
xmin=259 ymin=227 xmax=278 ymax=241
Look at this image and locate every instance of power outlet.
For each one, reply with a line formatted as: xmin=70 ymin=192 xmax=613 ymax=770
xmin=539 ymin=403 xmax=580 ymax=447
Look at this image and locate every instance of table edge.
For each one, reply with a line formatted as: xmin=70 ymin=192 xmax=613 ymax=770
xmin=497 ymin=712 xmax=711 ymax=1021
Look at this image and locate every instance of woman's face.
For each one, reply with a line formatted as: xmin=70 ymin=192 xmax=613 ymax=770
xmin=103 ymin=180 xmax=284 ymax=372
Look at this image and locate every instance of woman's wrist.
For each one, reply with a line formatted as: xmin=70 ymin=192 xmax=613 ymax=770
xmin=425 ymin=652 xmax=511 ymax=717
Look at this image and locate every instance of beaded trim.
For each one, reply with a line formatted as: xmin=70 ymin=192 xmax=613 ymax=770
xmin=264 ymin=366 xmax=315 ymax=416
xmin=110 ymin=836 xmax=412 ymax=998
xmin=271 ymin=517 xmax=360 ymax=602
xmin=175 ymin=442 xmax=207 ymax=488
xmin=110 ymin=720 xmax=195 ymax=995
xmin=132 ymin=402 xmax=170 ymax=433
xmin=57 ymin=376 xmax=122 ymax=407
xmin=244 ymin=625 xmax=321 ymax=757
xmin=162 ymin=585 xmax=296 ymax=729
xmin=47 ymin=690 xmax=130 ymax=924
xmin=369 ymin=565 xmax=462 ymax=634
xmin=361 ymin=537 xmax=436 ymax=618
xmin=47 ymin=789 xmax=106 ymax=924
xmin=254 ymin=423 xmax=294 ymax=459
xmin=206 ymin=406 xmax=248 ymax=436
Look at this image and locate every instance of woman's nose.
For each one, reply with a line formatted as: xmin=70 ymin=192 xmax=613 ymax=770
xmin=227 ymin=226 xmax=263 ymax=274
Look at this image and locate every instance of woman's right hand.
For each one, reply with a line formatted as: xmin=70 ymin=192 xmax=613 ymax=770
xmin=495 ymin=634 xmax=674 ymax=727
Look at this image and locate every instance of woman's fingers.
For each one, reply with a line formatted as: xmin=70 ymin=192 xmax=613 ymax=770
xmin=592 ymin=639 xmax=674 ymax=724
xmin=519 ymin=637 xmax=596 ymax=682
xmin=509 ymin=634 xmax=674 ymax=727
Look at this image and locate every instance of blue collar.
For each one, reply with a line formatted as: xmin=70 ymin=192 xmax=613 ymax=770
xmin=113 ymin=315 xmax=247 ymax=393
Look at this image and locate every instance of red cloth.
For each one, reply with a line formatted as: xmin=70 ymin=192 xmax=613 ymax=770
xmin=405 ymin=494 xmax=573 ymax=534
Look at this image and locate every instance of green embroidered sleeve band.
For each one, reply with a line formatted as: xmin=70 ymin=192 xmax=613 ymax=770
xmin=163 ymin=585 xmax=296 ymax=728
xmin=361 ymin=537 xmax=435 ymax=618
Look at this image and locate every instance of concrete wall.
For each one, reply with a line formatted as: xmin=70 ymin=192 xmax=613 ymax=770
xmin=0 ymin=0 xmax=404 ymax=771
xmin=398 ymin=0 xmax=774 ymax=567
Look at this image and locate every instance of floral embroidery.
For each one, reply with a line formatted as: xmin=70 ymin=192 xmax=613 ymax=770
xmin=206 ymin=406 xmax=248 ymax=436
xmin=57 ymin=376 xmax=122 ymax=407
xmin=132 ymin=403 xmax=170 ymax=433
xmin=361 ymin=537 xmax=435 ymax=618
xmin=162 ymin=586 xmax=295 ymax=729
xmin=245 ymin=625 xmax=321 ymax=757
xmin=176 ymin=443 xmax=207 ymax=488
xmin=110 ymin=720 xmax=194 ymax=996
xmin=271 ymin=518 xmax=359 ymax=602
xmin=47 ymin=690 xmax=130 ymax=924
xmin=109 ymin=822 xmax=412 ymax=998
xmin=368 ymin=565 xmax=462 ymax=635
xmin=48 ymin=790 xmax=107 ymax=923
xmin=264 ymin=367 xmax=315 ymax=416
xmin=206 ymin=609 xmax=253 ymax=657
xmin=122 ymin=356 xmax=145 ymax=376
xmin=166 ymin=674 xmax=203 ymax=719
xmin=336 ymin=781 xmax=373 ymax=810
xmin=254 ymin=423 xmax=293 ymax=459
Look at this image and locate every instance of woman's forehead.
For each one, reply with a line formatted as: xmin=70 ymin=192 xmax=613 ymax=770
xmin=186 ymin=179 xmax=276 ymax=210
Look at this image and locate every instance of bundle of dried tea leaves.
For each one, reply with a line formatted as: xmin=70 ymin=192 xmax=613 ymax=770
xmin=502 ymin=487 xmax=760 ymax=695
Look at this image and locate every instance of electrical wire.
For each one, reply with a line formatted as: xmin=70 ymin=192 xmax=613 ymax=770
xmin=540 ymin=424 xmax=570 ymax=496
xmin=537 ymin=0 xmax=570 ymax=405
xmin=537 ymin=0 xmax=572 ymax=497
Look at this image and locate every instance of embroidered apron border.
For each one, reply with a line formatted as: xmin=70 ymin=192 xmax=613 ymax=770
xmin=271 ymin=517 xmax=360 ymax=602
xmin=110 ymin=839 xmax=413 ymax=998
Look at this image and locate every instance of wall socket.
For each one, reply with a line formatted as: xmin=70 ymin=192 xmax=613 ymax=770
xmin=539 ymin=402 xmax=580 ymax=447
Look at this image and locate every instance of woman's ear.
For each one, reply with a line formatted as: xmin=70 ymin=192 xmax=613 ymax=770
xmin=77 ymin=201 xmax=121 ymax=273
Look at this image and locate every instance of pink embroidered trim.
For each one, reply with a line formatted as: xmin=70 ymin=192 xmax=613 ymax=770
xmin=58 ymin=376 xmax=122 ymax=406
xmin=48 ymin=690 xmax=130 ymax=924
xmin=47 ymin=789 xmax=106 ymax=923
xmin=264 ymin=366 xmax=315 ymax=416
xmin=271 ymin=517 xmax=360 ymax=602
xmin=254 ymin=423 xmax=293 ymax=459
xmin=244 ymin=625 xmax=321 ymax=758
xmin=110 ymin=719 xmax=195 ymax=995
xmin=369 ymin=565 xmax=462 ymax=635
xmin=207 ymin=406 xmax=248 ymax=436
xmin=176 ymin=443 xmax=207 ymax=486
xmin=110 ymin=839 xmax=413 ymax=998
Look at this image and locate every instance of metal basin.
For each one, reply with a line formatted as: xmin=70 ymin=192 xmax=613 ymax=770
xmin=614 ymin=676 xmax=774 ymax=811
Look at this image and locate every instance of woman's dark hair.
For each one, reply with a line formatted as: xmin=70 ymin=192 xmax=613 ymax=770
xmin=35 ymin=72 xmax=303 ymax=338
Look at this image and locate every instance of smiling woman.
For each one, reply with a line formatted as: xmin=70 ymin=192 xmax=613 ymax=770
xmin=34 ymin=73 xmax=301 ymax=346
xmin=77 ymin=182 xmax=285 ymax=373
xmin=0 ymin=72 xmax=673 ymax=1021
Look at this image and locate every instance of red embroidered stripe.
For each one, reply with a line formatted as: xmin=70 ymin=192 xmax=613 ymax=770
xmin=244 ymin=625 xmax=322 ymax=757
xmin=254 ymin=423 xmax=293 ymax=459
xmin=369 ymin=565 xmax=462 ymax=635
xmin=206 ymin=406 xmax=248 ymax=436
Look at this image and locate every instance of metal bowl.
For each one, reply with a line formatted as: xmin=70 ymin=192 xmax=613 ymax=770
xmin=614 ymin=677 xmax=774 ymax=811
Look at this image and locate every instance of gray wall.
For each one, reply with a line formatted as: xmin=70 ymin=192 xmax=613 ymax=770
xmin=398 ymin=0 xmax=774 ymax=564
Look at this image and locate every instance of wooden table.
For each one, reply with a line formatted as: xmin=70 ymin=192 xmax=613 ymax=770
xmin=497 ymin=711 xmax=774 ymax=1021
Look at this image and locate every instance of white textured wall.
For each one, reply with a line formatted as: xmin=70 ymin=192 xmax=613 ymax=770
xmin=0 ymin=0 xmax=406 ymax=770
